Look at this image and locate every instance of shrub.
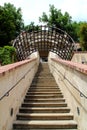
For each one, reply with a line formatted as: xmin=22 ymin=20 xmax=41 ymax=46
xmin=0 ymin=46 xmax=17 ymax=65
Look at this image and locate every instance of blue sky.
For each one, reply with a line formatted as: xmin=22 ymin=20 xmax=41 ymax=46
xmin=0 ymin=0 xmax=87 ymax=25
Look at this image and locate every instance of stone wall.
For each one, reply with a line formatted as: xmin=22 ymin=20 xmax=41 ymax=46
xmin=72 ymin=52 xmax=87 ymax=64
xmin=0 ymin=52 xmax=40 ymax=130
xmin=48 ymin=52 xmax=87 ymax=130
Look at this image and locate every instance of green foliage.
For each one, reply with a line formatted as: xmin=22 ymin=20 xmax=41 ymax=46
xmin=39 ymin=5 xmax=72 ymax=29
xmin=79 ymin=23 xmax=87 ymax=51
xmin=24 ymin=22 xmax=35 ymax=31
xmin=69 ymin=21 xmax=80 ymax=42
xmin=0 ymin=46 xmax=17 ymax=65
xmin=39 ymin=4 xmax=80 ymax=42
xmin=0 ymin=3 xmax=24 ymax=47
xmin=24 ymin=22 xmax=40 ymax=32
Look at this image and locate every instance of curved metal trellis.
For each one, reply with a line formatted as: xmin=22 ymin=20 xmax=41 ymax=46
xmin=13 ymin=25 xmax=75 ymax=61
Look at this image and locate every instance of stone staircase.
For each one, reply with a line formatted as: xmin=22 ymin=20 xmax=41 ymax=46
xmin=13 ymin=62 xmax=77 ymax=130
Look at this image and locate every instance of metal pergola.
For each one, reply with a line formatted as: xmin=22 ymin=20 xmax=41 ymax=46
xmin=13 ymin=25 xmax=75 ymax=61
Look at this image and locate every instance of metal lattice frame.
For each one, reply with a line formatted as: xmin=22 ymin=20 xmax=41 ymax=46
xmin=13 ymin=25 xmax=75 ymax=61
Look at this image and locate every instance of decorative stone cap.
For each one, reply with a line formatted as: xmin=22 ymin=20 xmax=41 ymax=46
xmin=0 ymin=58 xmax=36 ymax=76
xmin=51 ymin=58 xmax=87 ymax=75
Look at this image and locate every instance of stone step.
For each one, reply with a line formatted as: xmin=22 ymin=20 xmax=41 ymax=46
xmin=26 ymin=92 xmax=62 ymax=95
xmin=24 ymin=98 xmax=65 ymax=103
xmin=35 ymin=71 xmax=53 ymax=73
xmin=35 ymin=73 xmax=52 ymax=75
xmin=34 ymin=77 xmax=54 ymax=79
xmin=30 ymin=84 xmax=60 ymax=89
xmin=31 ymin=83 xmax=58 ymax=88
xmin=32 ymin=81 xmax=56 ymax=84
xmin=37 ymin=68 xmax=50 ymax=70
xmin=25 ymin=94 xmax=64 ymax=99
xmin=31 ymin=84 xmax=58 ymax=87
xmin=28 ymin=88 xmax=61 ymax=92
xmin=13 ymin=63 xmax=77 ymax=130
xmin=14 ymin=128 xmax=77 ymax=130
xmin=38 ymin=65 xmax=49 ymax=68
xmin=22 ymin=102 xmax=67 ymax=107
xmin=36 ymin=69 xmax=52 ymax=71
xmin=35 ymin=74 xmax=53 ymax=77
xmin=33 ymin=77 xmax=55 ymax=80
xmin=30 ymin=86 xmax=59 ymax=89
xmin=35 ymin=76 xmax=53 ymax=78
xmin=33 ymin=79 xmax=55 ymax=82
xmin=38 ymin=67 xmax=49 ymax=69
xmin=38 ymin=64 xmax=48 ymax=67
xmin=19 ymin=107 xmax=70 ymax=113
xmin=13 ymin=120 xmax=77 ymax=129
xmin=36 ymin=67 xmax=49 ymax=69
xmin=17 ymin=113 xmax=74 ymax=120
xmin=36 ymin=73 xmax=51 ymax=75
xmin=36 ymin=74 xmax=52 ymax=76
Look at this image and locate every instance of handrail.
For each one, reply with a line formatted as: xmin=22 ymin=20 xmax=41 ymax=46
xmin=51 ymin=63 xmax=87 ymax=99
xmin=0 ymin=63 xmax=37 ymax=101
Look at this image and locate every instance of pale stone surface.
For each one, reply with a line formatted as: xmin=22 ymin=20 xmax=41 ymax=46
xmin=0 ymin=52 xmax=39 ymax=130
xmin=48 ymin=52 xmax=87 ymax=130
xmin=72 ymin=52 xmax=87 ymax=64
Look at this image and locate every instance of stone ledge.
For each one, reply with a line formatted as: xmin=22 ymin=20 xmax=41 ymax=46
xmin=51 ymin=58 xmax=87 ymax=75
xmin=0 ymin=58 xmax=36 ymax=76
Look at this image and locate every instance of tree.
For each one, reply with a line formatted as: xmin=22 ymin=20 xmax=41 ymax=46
xmin=69 ymin=21 xmax=80 ymax=42
xmin=24 ymin=22 xmax=40 ymax=32
xmin=39 ymin=5 xmax=72 ymax=29
xmin=79 ymin=22 xmax=87 ymax=51
xmin=24 ymin=22 xmax=35 ymax=31
xmin=0 ymin=46 xmax=16 ymax=65
xmin=39 ymin=4 xmax=79 ymax=41
xmin=0 ymin=3 xmax=24 ymax=47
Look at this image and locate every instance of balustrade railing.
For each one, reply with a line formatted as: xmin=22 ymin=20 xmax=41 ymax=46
xmin=50 ymin=60 xmax=87 ymax=99
xmin=0 ymin=61 xmax=37 ymax=101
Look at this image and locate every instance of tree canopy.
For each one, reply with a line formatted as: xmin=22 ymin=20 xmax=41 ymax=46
xmin=79 ymin=23 xmax=87 ymax=51
xmin=0 ymin=3 xmax=24 ymax=47
xmin=24 ymin=22 xmax=40 ymax=32
xmin=0 ymin=3 xmax=87 ymax=51
xmin=39 ymin=5 xmax=79 ymax=42
xmin=39 ymin=5 xmax=72 ymax=29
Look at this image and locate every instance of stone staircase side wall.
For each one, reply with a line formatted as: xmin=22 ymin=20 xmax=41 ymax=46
xmin=0 ymin=52 xmax=40 ymax=130
xmin=72 ymin=52 xmax=87 ymax=64
xmin=48 ymin=52 xmax=87 ymax=130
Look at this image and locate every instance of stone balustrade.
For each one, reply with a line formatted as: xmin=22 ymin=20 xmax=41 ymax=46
xmin=48 ymin=52 xmax=87 ymax=130
xmin=0 ymin=52 xmax=40 ymax=130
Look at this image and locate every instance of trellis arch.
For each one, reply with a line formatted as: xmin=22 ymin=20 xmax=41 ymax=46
xmin=13 ymin=25 xmax=75 ymax=61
